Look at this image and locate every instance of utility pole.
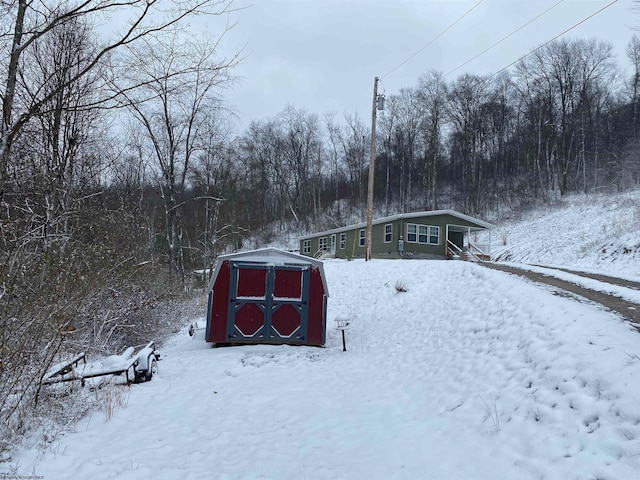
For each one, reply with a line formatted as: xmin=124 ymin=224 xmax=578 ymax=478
xmin=365 ymin=76 xmax=379 ymax=261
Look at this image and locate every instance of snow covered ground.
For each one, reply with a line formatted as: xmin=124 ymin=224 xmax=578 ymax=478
xmin=6 ymin=190 xmax=640 ymax=479
xmin=488 ymin=189 xmax=640 ymax=278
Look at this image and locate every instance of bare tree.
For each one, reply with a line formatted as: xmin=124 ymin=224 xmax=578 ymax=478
xmin=392 ymin=87 xmax=422 ymax=213
xmin=627 ymin=35 xmax=640 ymax=138
xmin=189 ymin=111 xmax=237 ymax=269
xmin=117 ymin=33 xmax=237 ymax=277
xmin=239 ymin=119 xmax=274 ymax=229
xmin=17 ymin=16 xmax=104 ymax=237
xmin=323 ymin=112 xmax=347 ymax=207
xmin=446 ymin=74 xmax=489 ymax=213
xmin=276 ymin=106 xmax=323 ymax=226
xmin=417 ymin=70 xmax=447 ymax=210
xmin=514 ymin=38 xmax=617 ymax=195
xmin=341 ymin=112 xmax=368 ymax=206
xmin=379 ymin=97 xmax=398 ymax=215
xmin=0 ymin=0 xmax=236 ymax=200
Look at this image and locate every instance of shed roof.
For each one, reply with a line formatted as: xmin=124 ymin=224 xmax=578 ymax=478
xmin=298 ymin=209 xmax=495 ymax=240
xmin=207 ymin=247 xmax=329 ymax=295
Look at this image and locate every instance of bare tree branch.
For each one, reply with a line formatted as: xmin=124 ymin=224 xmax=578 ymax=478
xmin=1 ymin=0 xmax=238 ymax=199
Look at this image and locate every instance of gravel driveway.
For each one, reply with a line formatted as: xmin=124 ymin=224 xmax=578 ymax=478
xmin=480 ymin=262 xmax=640 ymax=328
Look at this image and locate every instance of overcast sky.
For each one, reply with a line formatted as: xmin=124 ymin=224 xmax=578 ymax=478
xmin=211 ymin=0 xmax=638 ymax=131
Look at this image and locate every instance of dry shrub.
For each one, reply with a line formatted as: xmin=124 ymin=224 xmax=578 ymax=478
xmin=394 ymin=280 xmax=408 ymax=293
xmin=94 ymin=384 xmax=130 ymax=421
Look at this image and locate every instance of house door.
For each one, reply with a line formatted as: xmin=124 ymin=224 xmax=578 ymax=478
xmin=226 ymin=262 xmax=309 ymax=343
xmin=447 ymin=230 xmax=465 ymax=250
xmin=330 ymin=234 xmax=336 ymax=254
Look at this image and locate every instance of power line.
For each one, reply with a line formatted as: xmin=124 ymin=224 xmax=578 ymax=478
xmin=483 ymin=0 xmax=619 ymax=83
xmin=380 ymin=0 xmax=484 ymax=80
xmin=445 ymin=0 xmax=566 ymax=78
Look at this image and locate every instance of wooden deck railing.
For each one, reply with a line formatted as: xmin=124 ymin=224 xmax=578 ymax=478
xmin=468 ymin=241 xmax=490 ymax=261
xmin=447 ymin=240 xmax=491 ymax=262
xmin=446 ymin=240 xmax=463 ymax=259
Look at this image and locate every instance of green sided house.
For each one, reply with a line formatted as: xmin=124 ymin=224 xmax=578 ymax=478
xmin=299 ymin=210 xmax=495 ymax=260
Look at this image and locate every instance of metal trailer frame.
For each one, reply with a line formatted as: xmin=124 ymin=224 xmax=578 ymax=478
xmin=43 ymin=341 xmax=160 ymax=388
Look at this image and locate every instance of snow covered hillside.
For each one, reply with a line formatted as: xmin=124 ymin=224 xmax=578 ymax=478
xmin=6 ymin=189 xmax=640 ymax=480
xmin=489 ymin=189 xmax=640 ymax=278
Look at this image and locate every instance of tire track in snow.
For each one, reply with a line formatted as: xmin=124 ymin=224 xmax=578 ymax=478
xmin=481 ymin=262 xmax=640 ymax=327
xmin=532 ymin=264 xmax=640 ymax=291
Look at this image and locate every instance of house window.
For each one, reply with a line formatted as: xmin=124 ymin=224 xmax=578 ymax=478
xmin=384 ymin=224 xmax=392 ymax=243
xmin=303 ymin=240 xmax=311 ymax=254
xmin=407 ymin=223 xmax=439 ymax=245
xmin=407 ymin=223 xmax=417 ymax=243
xmin=429 ymin=226 xmax=440 ymax=245
xmin=359 ymin=229 xmax=365 ymax=247
xmin=418 ymin=225 xmax=428 ymax=244
xmin=340 ymin=233 xmax=346 ymax=249
xmin=319 ymin=237 xmax=328 ymax=251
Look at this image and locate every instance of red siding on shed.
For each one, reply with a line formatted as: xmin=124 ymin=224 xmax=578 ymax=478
xmin=306 ymin=266 xmax=326 ymax=346
xmin=271 ymin=304 xmax=301 ymax=337
xmin=209 ymin=260 xmax=231 ymax=343
xmin=237 ymin=268 xmax=267 ymax=297
xmin=234 ymin=303 xmax=266 ymax=338
xmin=273 ymin=269 xmax=303 ymax=299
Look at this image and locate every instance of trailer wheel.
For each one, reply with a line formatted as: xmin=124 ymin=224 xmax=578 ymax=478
xmin=145 ymin=357 xmax=158 ymax=382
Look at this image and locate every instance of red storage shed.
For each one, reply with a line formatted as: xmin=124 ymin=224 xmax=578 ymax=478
xmin=205 ymin=248 xmax=329 ymax=346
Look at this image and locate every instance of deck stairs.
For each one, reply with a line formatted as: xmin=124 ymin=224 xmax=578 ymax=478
xmin=447 ymin=240 xmax=489 ymax=262
xmin=460 ymin=250 xmax=479 ymax=262
xmin=314 ymin=249 xmax=335 ymax=259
